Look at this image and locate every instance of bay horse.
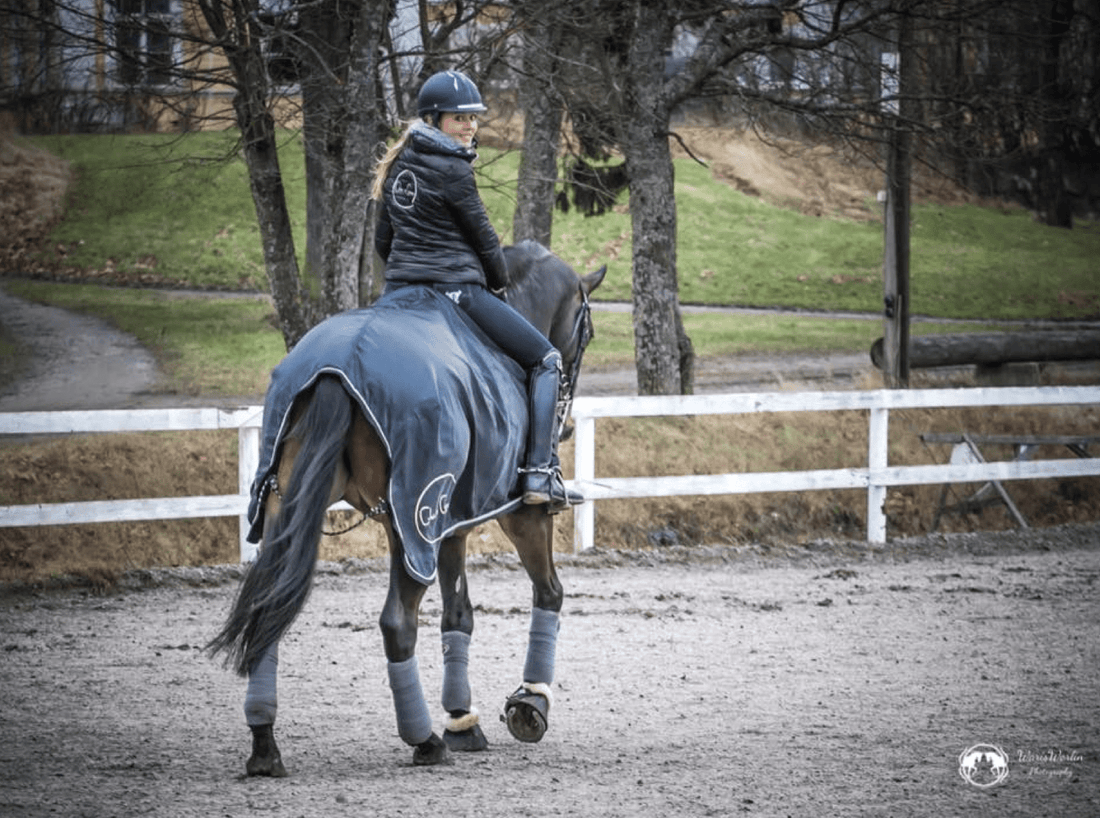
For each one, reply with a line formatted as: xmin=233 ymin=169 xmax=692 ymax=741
xmin=207 ymin=241 xmax=605 ymax=772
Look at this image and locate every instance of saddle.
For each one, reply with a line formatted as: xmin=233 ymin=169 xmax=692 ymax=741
xmin=249 ymin=285 xmax=529 ymax=584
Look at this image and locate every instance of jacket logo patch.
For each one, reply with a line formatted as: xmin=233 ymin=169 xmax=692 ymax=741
xmin=392 ymin=169 xmax=418 ymax=209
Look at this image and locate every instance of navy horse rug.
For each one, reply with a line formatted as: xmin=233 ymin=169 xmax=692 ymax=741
xmin=248 ymin=285 xmax=528 ymax=584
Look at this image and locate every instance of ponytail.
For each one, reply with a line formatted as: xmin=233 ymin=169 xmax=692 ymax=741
xmin=370 ymin=119 xmax=420 ymax=201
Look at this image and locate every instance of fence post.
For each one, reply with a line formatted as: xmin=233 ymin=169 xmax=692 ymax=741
xmin=238 ymin=423 xmax=260 ymax=562
xmin=572 ymin=412 xmax=596 ymax=552
xmin=867 ymin=404 xmax=889 ymax=543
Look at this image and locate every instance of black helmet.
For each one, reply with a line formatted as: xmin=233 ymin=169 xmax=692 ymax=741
xmin=416 ymin=70 xmax=487 ymax=117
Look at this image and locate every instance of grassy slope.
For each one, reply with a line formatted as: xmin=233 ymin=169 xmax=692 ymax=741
xmin=34 ymin=132 xmax=304 ymax=290
xmin=31 ymin=131 xmax=1100 ymax=320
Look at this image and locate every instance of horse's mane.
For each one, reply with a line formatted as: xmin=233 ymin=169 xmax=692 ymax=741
xmin=504 ymin=240 xmax=559 ymax=300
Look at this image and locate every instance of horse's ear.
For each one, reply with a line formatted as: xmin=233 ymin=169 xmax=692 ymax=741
xmin=582 ymin=264 xmax=607 ymax=295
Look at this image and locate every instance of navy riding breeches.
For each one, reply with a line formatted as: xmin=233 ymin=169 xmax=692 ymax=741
xmin=388 ymin=281 xmax=557 ymax=370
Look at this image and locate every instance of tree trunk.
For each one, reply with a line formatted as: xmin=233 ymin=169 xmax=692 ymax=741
xmin=299 ymin=3 xmax=354 ymax=317
xmin=330 ymin=0 xmax=391 ymax=309
xmin=622 ymin=2 xmax=693 ymax=395
xmin=197 ymin=0 xmax=309 ymax=349
xmin=512 ymin=20 xmax=563 ymax=246
xmin=297 ymin=0 xmax=393 ymax=319
xmin=235 ymin=86 xmax=310 ymax=349
xmin=1032 ymin=0 xmax=1075 ymax=228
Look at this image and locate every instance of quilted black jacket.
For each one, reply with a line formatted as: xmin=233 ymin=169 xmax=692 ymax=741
xmin=375 ymin=122 xmax=508 ymax=291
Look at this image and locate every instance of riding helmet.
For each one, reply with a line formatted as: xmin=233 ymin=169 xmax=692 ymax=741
xmin=416 ymin=70 xmax=487 ymax=118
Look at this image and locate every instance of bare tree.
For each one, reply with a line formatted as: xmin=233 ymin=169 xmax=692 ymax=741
xmin=509 ymin=0 xmax=1100 ymax=393
xmin=510 ymin=11 xmax=565 ymax=246
xmin=523 ymin=1 xmax=899 ymax=395
xmin=1 ymin=0 xmax=398 ymax=347
xmin=194 ymin=0 xmax=396 ymax=347
xmin=7 ymin=0 xmax=1096 ymax=359
xmin=914 ymin=0 xmax=1100 ymax=228
xmin=193 ymin=0 xmax=310 ymax=345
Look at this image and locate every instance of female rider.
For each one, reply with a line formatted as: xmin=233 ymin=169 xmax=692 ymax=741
xmin=371 ymin=69 xmax=581 ymax=512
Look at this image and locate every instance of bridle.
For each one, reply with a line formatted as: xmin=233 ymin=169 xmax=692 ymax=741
xmin=556 ymin=282 xmax=594 ymax=440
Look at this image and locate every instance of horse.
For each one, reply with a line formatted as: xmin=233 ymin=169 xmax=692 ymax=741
xmin=207 ymin=240 xmax=606 ymax=772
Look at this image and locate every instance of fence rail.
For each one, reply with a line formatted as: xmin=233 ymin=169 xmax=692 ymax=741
xmin=569 ymin=385 xmax=1100 ymax=551
xmin=0 ymin=406 xmax=265 ymax=561
xmin=2 ymin=386 xmax=1098 ymax=561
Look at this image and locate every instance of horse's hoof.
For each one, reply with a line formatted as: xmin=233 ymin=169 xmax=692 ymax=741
xmin=412 ymin=733 xmax=454 ymax=766
xmin=443 ymin=724 xmax=489 ymax=752
xmin=502 ymin=686 xmax=549 ymax=743
xmin=246 ymin=724 xmax=288 ymax=777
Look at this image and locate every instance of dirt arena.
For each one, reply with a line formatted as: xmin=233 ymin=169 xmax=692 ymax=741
xmin=1 ymin=526 xmax=1097 ymax=818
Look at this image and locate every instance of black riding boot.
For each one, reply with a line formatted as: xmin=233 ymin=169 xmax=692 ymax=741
xmin=520 ymin=353 xmax=584 ymax=512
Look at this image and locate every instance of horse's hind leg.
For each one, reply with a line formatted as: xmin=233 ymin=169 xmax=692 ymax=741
xmin=240 ymin=426 xmax=347 ymax=778
xmin=437 ymin=531 xmax=489 ymax=752
xmin=498 ymin=507 xmax=562 ymax=743
xmin=245 ymin=642 xmax=286 ymax=777
xmin=379 ymin=538 xmax=452 ymax=766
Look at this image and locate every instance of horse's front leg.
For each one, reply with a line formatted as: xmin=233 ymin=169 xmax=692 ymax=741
xmin=437 ymin=531 xmax=489 ymax=751
xmin=498 ymin=506 xmax=563 ymax=743
xmin=379 ymin=540 xmax=452 ymax=766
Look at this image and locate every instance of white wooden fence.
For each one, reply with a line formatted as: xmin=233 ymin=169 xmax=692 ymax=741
xmin=568 ymin=385 xmax=1100 ymax=551
xmin=0 ymin=406 xmax=265 ymax=561
xmin=2 ymin=386 xmax=1098 ymax=561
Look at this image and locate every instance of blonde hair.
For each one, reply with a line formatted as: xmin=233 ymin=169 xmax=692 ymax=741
xmin=370 ymin=119 xmax=420 ymax=201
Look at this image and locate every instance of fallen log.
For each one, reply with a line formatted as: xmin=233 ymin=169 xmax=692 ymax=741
xmin=870 ymin=330 xmax=1100 ymax=370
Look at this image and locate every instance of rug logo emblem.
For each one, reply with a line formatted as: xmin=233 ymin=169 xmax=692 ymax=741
xmin=415 ymin=473 xmax=456 ymax=544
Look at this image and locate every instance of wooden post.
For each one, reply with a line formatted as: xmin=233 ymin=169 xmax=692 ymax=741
xmin=572 ymin=413 xmax=596 ymax=552
xmin=881 ymin=15 xmax=913 ymax=389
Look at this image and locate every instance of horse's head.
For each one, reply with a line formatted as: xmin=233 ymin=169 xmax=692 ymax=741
xmin=502 ymin=239 xmax=606 ymax=384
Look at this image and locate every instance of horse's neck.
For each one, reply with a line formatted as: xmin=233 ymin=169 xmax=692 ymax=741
xmin=507 ymin=274 xmax=567 ymax=339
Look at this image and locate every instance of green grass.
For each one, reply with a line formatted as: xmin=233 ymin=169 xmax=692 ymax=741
xmin=910 ymin=205 xmax=1100 ymax=319
xmin=581 ymin=310 xmax=997 ymax=368
xmin=31 ymin=131 xmax=1100 ymax=321
xmin=32 ymin=131 xmax=306 ymax=290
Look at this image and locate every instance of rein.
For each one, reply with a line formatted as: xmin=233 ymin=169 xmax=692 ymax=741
xmin=556 ymin=283 xmax=594 ymax=438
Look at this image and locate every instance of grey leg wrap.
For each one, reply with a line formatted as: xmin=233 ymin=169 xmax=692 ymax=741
xmin=244 ymin=642 xmax=278 ymax=727
xmin=387 ymin=657 xmax=433 ymax=746
xmin=441 ymin=630 xmax=472 ymax=713
xmin=523 ymin=607 xmax=560 ymax=685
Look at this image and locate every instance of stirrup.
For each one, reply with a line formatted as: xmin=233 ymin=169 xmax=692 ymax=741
xmin=520 ymin=468 xmax=583 ymax=512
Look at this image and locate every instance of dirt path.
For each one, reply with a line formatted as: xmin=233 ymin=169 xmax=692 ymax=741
xmin=0 ymin=287 xmax=159 ymax=411
xmin=1 ymin=532 xmax=1097 ymax=817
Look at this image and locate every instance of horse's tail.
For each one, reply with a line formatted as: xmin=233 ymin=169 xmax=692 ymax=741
xmin=207 ymin=375 xmax=354 ymax=676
